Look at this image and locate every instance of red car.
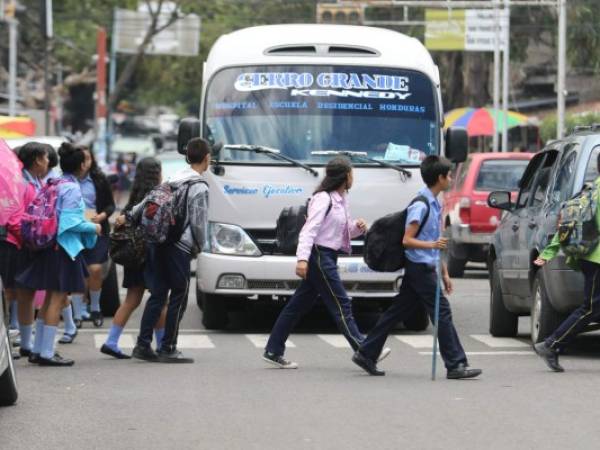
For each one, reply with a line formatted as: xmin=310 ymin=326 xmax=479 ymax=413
xmin=443 ymin=152 xmax=533 ymax=277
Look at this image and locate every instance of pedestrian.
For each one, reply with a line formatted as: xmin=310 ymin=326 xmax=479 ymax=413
xmin=101 ymin=157 xmax=167 ymax=359
xmin=533 ymin=152 xmax=600 ymax=372
xmin=0 ymin=142 xmax=51 ymax=358
xmin=352 ymin=155 xmax=482 ymax=379
xmin=129 ymin=137 xmax=209 ymax=363
xmin=66 ymin=147 xmax=116 ymax=337
xmin=263 ymin=157 xmax=389 ymax=369
xmin=16 ymin=142 xmax=100 ymax=366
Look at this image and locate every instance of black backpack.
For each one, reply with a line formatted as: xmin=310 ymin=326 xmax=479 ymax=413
xmin=109 ymin=220 xmax=146 ymax=268
xmin=363 ymin=196 xmax=430 ymax=272
xmin=276 ymin=195 xmax=332 ymax=255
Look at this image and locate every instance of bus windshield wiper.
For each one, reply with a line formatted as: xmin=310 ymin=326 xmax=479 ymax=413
xmin=310 ymin=150 xmax=411 ymax=179
xmin=222 ymin=144 xmax=318 ymax=177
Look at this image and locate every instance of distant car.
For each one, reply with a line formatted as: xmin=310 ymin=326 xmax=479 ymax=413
xmin=443 ymin=152 xmax=532 ymax=277
xmin=156 ymin=151 xmax=187 ymax=181
xmin=0 ymin=279 xmax=18 ymax=406
xmin=111 ymin=135 xmax=162 ymax=160
xmin=488 ymin=129 xmax=600 ymax=343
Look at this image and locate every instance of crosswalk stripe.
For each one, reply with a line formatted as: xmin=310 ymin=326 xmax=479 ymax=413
xmin=394 ymin=335 xmax=434 ymax=348
xmin=420 ymin=351 xmax=532 ymax=356
xmin=469 ymin=335 xmax=529 ymax=348
xmin=176 ymin=335 xmax=215 ymax=349
xmin=245 ymin=334 xmax=295 ymax=348
xmin=94 ymin=333 xmax=135 ymax=349
xmin=317 ymin=335 xmax=351 ymax=348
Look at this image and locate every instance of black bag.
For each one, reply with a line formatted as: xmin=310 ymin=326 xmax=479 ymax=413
xmin=0 ymin=225 xmax=7 ymax=242
xmin=109 ymin=220 xmax=146 ymax=268
xmin=276 ymin=195 xmax=332 ymax=255
xmin=363 ymin=196 xmax=430 ymax=272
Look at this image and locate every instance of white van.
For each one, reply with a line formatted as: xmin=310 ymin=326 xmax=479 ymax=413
xmin=177 ymin=24 xmax=467 ymax=329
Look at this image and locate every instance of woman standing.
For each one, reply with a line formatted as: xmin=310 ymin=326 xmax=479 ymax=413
xmin=17 ymin=143 xmax=99 ymax=366
xmin=263 ymin=157 xmax=389 ymax=369
xmin=101 ymin=157 xmax=167 ymax=359
xmin=67 ymin=147 xmax=116 ymax=336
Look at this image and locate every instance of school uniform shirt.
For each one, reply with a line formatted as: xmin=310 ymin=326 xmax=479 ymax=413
xmin=296 ymin=190 xmax=363 ymax=262
xmin=405 ymin=187 xmax=441 ymax=266
xmin=80 ymin=170 xmax=115 ymax=236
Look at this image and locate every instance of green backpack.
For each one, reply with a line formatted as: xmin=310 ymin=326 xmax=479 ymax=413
xmin=557 ymin=183 xmax=600 ymax=257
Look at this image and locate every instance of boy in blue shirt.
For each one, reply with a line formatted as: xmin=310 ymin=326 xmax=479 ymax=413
xmin=352 ymin=155 xmax=482 ymax=379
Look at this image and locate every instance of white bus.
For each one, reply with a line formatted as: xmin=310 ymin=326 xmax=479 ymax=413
xmin=177 ymin=24 xmax=467 ymax=329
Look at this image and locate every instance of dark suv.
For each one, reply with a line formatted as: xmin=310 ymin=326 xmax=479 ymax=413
xmin=487 ymin=129 xmax=600 ymax=343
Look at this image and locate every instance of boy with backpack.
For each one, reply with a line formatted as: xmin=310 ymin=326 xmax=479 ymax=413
xmin=128 ymin=138 xmax=210 ymax=363
xmin=533 ymin=152 xmax=600 ymax=372
xmin=352 ymin=155 xmax=482 ymax=379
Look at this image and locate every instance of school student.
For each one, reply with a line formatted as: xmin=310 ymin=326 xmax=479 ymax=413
xmin=533 ymin=152 xmax=600 ymax=372
xmin=129 ymin=138 xmax=209 ymax=363
xmin=352 ymin=155 xmax=482 ymax=379
xmin=0 ymin=142 xmax=51 ymax=357
xmin=66 ymin=147 xmax=116 ymax=335
xmin=263 ymin=157 xmax=390 ymax=369
xmin=16 ymin=143 xmax=100 ymax=366
xmin=101 ymin=157 xmax=167 ymax=359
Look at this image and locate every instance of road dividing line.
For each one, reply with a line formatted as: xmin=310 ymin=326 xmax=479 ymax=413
xmin=94 ymin=333 xmax=135 ymax=349
xmin=470 ymin=335 xmax=530 ymax=348
xmin=246 ymin=334 xmax=295 ymax=348
xmin=419 ymin=351 xmax=532 ymax=356
xmin=318 ymin=335 xmax=351 ymax=348
xmin=394 ymin=335 xmax=434 ymax=348
xmin=177 ymin=335 xmax=215 ymax=349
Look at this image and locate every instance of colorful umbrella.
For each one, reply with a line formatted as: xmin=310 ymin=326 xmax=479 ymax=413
xmin=0 ymin=139 xmax=26 ymax=225
xmin=444 ymin=107 xmax=529 ymax=136
xmin=0 ymin=115 xmax=36 ymax=139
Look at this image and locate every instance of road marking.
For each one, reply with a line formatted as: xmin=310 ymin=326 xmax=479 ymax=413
xmin=176 ymin=335 xmax=215 ymax=349
xmin=245 ymin=334 xmax=295 ymax=348
xmin=94 ymin=333 xmax=135 ymax=349
xmin=470 ymin=335 xmax=530 ymax=348
xmin=419 ymin=351 xmax=532 ymax=356
xmin=394 ymin=335 xmax=434 ymax=348
xmin=317 ymin=335 xmax=351 ymax=348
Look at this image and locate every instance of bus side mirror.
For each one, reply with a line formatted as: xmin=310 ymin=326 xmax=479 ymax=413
xmin=177 ymin=117 xmax=201 ymax=155
xmin=445 ymin=127 xmax=468 ymax=163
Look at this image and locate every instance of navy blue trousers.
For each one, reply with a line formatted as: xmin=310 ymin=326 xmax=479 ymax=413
xmin=265 ymin=246 xmax=364 ymax=356
xmin=545 ymin=259 xmax=600 ymax=350
xmin=137 ymin=244 xmax=191 ymax=352
xmin=360 ymin=260 xmax=468 ymax=370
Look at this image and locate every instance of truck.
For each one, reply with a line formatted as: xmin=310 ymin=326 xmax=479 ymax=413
xmin=177 ymin=24 xmax=467 ymax=329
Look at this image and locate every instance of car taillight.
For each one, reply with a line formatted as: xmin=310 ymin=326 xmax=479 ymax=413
xmin=459 ymin=197 xmax=471 ymax=224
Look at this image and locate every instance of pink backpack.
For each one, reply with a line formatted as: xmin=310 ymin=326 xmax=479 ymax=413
xmin=21 ymin=179 xmax=65 ymax=251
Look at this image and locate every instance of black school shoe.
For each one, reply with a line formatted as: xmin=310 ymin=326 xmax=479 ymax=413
xmin=156 ymin=349 xmax=194 ymax=364
xmin=534 ymin=342 xmax=564 ymax=372
xmin=58 ymin=330 xmax=78 ymax=344
xmin=446 ymin=363 xmax=482 ymax=379
xmin=132 ymin=345 xmax=158 ymax=362
xmin=91 ymin=311 xmax=104 ymax=328
xmin=100 ymin=344 xmax=131 ymax=360
xmin=352 ymin=351 xmax=385 ymax=376
xmin=28 ymin=352 xmax=41 ymax=364
xmin=38 ymin=353 xmax=75 ymax=367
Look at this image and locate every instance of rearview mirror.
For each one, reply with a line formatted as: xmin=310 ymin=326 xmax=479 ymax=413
xmin=177 ymin=117 xmax=201 ymax=155
xmin=445 ymin=127 xmax=468 ymax=163
xmin=488 ymin=191 xmax=512 ymax=211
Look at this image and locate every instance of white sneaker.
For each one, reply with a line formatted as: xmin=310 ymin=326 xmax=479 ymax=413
xmin=263 ymin=351 xmax=299 ymax=369
xmin=377 ymin=347 xmax=391 ymax=363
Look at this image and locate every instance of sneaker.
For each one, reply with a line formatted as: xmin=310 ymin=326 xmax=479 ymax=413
xmin=132 ymin=345 xmax=158 ymax=362
xmin=446 ymin=363 xmax=482 ymax=379
xmin=262 ymin=351 xmax=298 ymax=369
xmin=156 ymin=349 xmax=194 ymax=364
xmin=534 ymin=342 xmax=564 ymax=372
xmin=377 ymin=347 xmax=391 ymax=363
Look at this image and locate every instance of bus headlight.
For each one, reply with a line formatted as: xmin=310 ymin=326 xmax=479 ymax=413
xmin=209 ymin=223 xmax=261 ymax=256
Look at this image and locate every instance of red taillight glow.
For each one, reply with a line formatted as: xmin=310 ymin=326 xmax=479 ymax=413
xmin=458 ymin=197 xmax=471 ymax=224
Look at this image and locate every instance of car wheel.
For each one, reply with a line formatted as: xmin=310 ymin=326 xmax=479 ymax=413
xmin=489 ymin=261 xmax=518 ymax=337
xmin=0 ymin=331 xmax=18 ymax=406
xmin=531 ymin=271 xmax=565 ymax=344
xmin=196 ymin=286 xmax=205 ymax=310
xmin=447 ymin=240 xmax=466 ymax=278
xmin=202 ymin=294 xmax=228 ymax=330
xmin=403 ymin=304 xmax=429 ymax=331
xmin=100 ymin=261 xmax=120 ymax=317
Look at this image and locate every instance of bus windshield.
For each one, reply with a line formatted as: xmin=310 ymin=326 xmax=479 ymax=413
xmin=204 ymin=65 xmax=439 ymax=166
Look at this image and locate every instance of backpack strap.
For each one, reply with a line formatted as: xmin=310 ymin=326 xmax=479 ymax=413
xmin=409 ymin=195 xmax=431 ymax=238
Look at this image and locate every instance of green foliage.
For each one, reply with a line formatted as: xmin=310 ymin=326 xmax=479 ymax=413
xmin=540 ymin=112 xmax=600 ymax=142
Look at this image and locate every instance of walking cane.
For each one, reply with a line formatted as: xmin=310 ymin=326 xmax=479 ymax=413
xmin=431 ymin=257 xmax=442 ymax=381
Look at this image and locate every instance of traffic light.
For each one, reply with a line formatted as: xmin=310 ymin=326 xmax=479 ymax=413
xmin=316 ymin=3 xmax=364 ymax=25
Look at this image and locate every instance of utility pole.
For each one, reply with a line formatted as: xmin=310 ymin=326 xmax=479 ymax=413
xmin=42 ymin=0 xmax=53 ymax=134
xmin=8 ymin=5 xmax=18 ymax=117
xmin=106 ymin=7 xmax=118 ymax=164
xmin=501 ymin=0 xmax=510 ymax=152
xmin=492 ymin=0 xmax=501 ymax=152
xmin=556 ymin=0 xmax=567 ymax=138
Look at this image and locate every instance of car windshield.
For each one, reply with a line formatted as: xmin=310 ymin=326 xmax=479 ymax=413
xmin=475 ymin=159 xmax=529 ymax=191
xmin=204 ymin=65 xmax=439 ymax=166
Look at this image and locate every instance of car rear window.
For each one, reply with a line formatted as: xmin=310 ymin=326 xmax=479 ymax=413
xmin=475 ymin=159 xmax=529 ymax=191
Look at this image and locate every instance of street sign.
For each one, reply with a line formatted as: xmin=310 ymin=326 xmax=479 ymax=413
xmin=425 ymin=8 xmax=508 ymax=52
xmin=113 ymin=6 xmax=200 ymax=56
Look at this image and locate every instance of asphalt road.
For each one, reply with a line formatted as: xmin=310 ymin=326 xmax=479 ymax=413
xmin=2 ymin=266 xmax=600 ymax=450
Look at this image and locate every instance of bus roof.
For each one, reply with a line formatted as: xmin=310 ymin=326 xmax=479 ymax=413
xmin=205 ymin=24 xmax=439 ymax=84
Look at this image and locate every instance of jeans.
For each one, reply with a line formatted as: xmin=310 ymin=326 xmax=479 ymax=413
xmin=137 ymin=244 xmax=191 ymax=353
xmin=360 ymin=260 xmax=468 ymax=370
xmin=265 ymin=246 xmax=364 ymax=356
